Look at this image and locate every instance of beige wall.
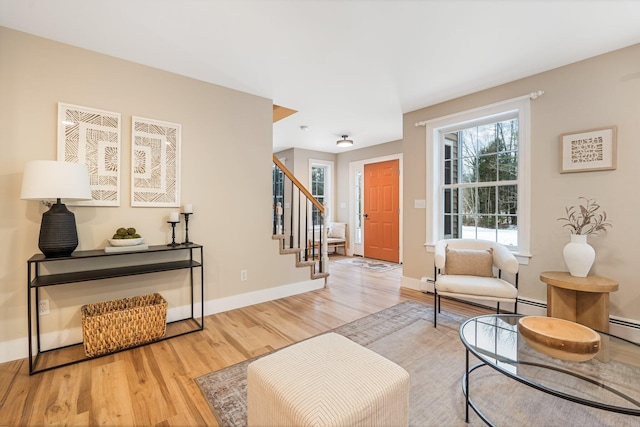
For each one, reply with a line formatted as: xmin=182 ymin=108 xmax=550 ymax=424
xmin=335 ymin=140 xmax=403 ymax=223
xmin=0 ymin=27 xmax=311 ymax=357
xmin=276 ymin=142 xmax=403 ymax=226
xmin=402 ymin=43 xmax=640 ymax=321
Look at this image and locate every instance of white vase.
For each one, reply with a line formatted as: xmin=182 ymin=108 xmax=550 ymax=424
xmin=563 ymin=234 xmax=595 ymax=277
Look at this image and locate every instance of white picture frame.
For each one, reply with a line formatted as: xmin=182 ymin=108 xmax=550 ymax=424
xmin=561 ymin=127 xmax=617 ymax=173
xmin=57 ymin=103 xmax=121 ymax=206
xmin=131 ymin=116 xmax=181 ymax=207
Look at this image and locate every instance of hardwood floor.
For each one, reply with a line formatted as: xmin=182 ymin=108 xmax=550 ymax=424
xmin=0 ymin=256 xmax=490 ymax=426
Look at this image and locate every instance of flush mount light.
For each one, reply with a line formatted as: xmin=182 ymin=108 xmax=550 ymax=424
xmin=336 ymin=135 xmax=353 ymax=147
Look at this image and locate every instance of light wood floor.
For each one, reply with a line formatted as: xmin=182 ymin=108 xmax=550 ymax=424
xmin=0 ymin=256 xmax=490 ymax=426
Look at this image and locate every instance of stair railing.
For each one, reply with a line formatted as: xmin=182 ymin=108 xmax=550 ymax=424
xmin=273 ymin=155 xmax=328 ymax=275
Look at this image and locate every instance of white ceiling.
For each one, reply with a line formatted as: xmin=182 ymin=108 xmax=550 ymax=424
xmin=2 ymin=1 xmax=640 ymax=153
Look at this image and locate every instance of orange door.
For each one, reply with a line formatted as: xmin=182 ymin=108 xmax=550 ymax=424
xmin=364 ymin=159 xmax=399 ymax=262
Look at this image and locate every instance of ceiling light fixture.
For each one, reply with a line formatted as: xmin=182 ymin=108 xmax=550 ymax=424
xmin=336 ymin=135 xmax=353 ymax=147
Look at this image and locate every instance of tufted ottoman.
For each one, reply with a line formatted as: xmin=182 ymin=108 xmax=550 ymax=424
xmin=247 ymin=332 xmax=410 ymax=426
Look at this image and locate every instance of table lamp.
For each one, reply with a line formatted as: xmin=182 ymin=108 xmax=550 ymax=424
xmin=20 ymin=160 xmax=92 ymax=257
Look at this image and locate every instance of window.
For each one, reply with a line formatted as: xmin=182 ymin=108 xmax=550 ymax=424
xmin=309 ymin=159 xmax=333 ymax=224
xmin=354 ymin=171 xmax=363 ymax=244
xmin=272 ymin=165 xmax=284 ymax=209
xmin=425 ymin=97 xmax=530 ymax=260
xmin=442 ymin=116 xmax=518 ymax=246
xmin=310 ymin=165 xmax=325 ymax=225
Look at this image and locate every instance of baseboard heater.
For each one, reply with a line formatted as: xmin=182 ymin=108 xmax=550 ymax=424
xmin=424 ymin=291 xmax=640 ymax=335
xmin=610 ymin=317 xmax=640 ymax=330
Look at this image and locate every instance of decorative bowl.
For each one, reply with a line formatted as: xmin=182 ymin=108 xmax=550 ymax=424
xmin=108 ymin=237 xmax=144 ymax=247
xmin=518 ymin=316 xmax=601 ymax=362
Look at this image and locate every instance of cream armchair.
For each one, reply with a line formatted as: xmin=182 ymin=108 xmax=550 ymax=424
xmin=309 ymin=222 xmax=347 ymax=258
xmin=433 ymin=238 xmax=519 ymax=327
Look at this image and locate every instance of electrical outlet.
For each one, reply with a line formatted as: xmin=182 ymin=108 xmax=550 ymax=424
xmin=39 ymin=299 xmax=50 ymax=315
xmin=240 ymin=270 xmax=248 ymax=281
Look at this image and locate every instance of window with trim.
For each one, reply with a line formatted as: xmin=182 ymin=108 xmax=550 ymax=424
xmin=426 ymin=97 xmax=530 ymax=258
xmin=309 ymin=160 xmax=333 ymax=225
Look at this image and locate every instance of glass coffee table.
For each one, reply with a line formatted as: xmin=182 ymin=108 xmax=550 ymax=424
xmin=459 ymin=314 xmax=640 ymax=426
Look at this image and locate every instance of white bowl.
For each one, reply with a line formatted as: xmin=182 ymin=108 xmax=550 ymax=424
xmin=108 ymin=237 xmax=144 ymax=247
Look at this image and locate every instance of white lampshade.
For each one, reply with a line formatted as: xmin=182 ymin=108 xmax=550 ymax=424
xmin=21 ymin=160 xmax=92 ymax=201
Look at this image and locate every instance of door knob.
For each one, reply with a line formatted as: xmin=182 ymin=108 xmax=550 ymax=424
xmin=363 ymin=213 xmax=369 ymax=218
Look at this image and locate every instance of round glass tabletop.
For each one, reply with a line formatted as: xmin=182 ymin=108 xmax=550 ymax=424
xmin=459 ymin=314 xmax=640 ymax=416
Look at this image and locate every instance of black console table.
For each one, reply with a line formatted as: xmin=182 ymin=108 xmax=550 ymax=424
xmin=27 ymin=243 xmax=204 ymax=375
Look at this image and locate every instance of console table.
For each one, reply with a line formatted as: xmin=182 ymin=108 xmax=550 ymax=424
xmin=27 ymin=244 xmax=204 ymax=374
xmin=540 ymin=271 xmax=618 ymax=333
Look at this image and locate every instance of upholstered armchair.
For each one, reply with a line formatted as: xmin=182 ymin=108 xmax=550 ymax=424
xmin=433 ymin=238 xmax=519 ymax=327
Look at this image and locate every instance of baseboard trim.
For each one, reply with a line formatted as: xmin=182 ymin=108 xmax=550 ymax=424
xmin=204 ymin=279 xmax=322 ymax=315
xmin=3 ymin=278 xmax=637 ymax=364
xmin=0 ymin=279 xmax=322 ymax=365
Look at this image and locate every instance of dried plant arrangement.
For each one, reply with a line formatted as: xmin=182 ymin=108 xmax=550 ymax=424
xmin=558 ymin=197 xmax=612 ymax=235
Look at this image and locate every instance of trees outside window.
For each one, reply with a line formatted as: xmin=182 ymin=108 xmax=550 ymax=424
xmin=443 ymin=118 xmax=518 ymax=247
xmin=309 ymin=159 xmax=333 ymax=225
xmin=311 ymin=165 xmax=325 ymax=225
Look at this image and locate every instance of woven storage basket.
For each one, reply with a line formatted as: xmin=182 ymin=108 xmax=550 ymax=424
xmin=81 ymin=293 xmax=167 ymax=357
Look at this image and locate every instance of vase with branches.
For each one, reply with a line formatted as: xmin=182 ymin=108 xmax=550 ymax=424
xmin=557 ymin=197 xmax=612 ymax=235
xmin=558 ymin=197 xmax=612 ymax=277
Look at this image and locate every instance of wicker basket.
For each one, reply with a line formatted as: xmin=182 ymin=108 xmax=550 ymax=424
xmin=81 ymin=293 xmax=168 ymax=357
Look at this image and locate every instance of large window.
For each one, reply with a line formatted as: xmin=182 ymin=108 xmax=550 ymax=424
xmin=443 ymin=116 xmax=518 ymax=246
xmin=425 ymin=97 xmax=531 ymax=259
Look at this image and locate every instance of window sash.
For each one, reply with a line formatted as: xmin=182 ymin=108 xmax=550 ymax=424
xmin=440 ymin=118 xmax=519 ymax=248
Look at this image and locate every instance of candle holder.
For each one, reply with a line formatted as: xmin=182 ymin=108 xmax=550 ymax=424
xmin=167 ymin=221 xmax=180 ymax=247
xmin=181 ymin=212 xmax=193 ymax=244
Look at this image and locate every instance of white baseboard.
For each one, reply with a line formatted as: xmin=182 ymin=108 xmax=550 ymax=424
xmin=0 ymin=279 xmax=323 ymax=365
xmin=204 ymin=279 xmax=322 ymax=315
xmin=400 ymin=275 xmax=431 ymax=292
xmin=3 ymin=277 xmax=637 ymax=364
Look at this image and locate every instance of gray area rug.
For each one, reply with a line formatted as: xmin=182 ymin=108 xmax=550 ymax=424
xmin=334 ymin=257 xmax=401 ymax=272
xmin=196 ymin=301 xmax=637 ymax=426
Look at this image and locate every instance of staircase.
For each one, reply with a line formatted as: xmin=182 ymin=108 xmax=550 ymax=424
xmin=272 ymin=155 xmax=329 ymax=285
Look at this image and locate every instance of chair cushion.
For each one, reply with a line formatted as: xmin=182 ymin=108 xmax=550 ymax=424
xmin=326 ymin=237 xmax=345 ymax=244
xmin=445 ymin=247 xmax=494 ymax=277
xmin=328 ymin=222 xmax=346 ymax=239
xmin=436 ymin=275 xmax=517 ymax=299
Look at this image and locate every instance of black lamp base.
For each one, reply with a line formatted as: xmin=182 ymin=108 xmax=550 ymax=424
xmin=38 ymin=200 xmax=78 ymax=258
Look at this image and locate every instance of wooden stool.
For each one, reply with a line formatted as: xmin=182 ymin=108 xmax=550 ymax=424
xmin=540 ymin=271 xmax=618 ymax=332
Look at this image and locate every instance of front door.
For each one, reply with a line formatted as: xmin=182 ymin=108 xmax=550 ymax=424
xmin=363 ymin=159 xmax=399 ymax=263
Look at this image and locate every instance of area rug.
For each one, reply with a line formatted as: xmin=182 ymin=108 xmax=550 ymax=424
xmin=196 ymin=301 xmax=637 ymax=426
xmin=334 ymin=257 xmax=401 ymax=272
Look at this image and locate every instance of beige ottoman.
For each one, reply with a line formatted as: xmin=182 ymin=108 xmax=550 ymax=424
xmin=247 ymin=332 xmax=410 ymax=427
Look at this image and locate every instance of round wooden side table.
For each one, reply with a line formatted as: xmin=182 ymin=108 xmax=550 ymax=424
xmin=539 ymin=271 xmax=618 ymax=333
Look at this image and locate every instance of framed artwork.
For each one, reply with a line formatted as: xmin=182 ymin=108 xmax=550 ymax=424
xmin=131 ymin=117 xmax=181 ymax=207
xmin=57 ymin=103 xmax=121 ymax=206
xmin=561 ymin=127 xmax=617 ymax=173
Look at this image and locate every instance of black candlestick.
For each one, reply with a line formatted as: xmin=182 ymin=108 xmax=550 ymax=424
xmin=181 ymin=213 xmax=193 ymax=244
xmin=167 ymin=221 xmax=180 ymax=246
